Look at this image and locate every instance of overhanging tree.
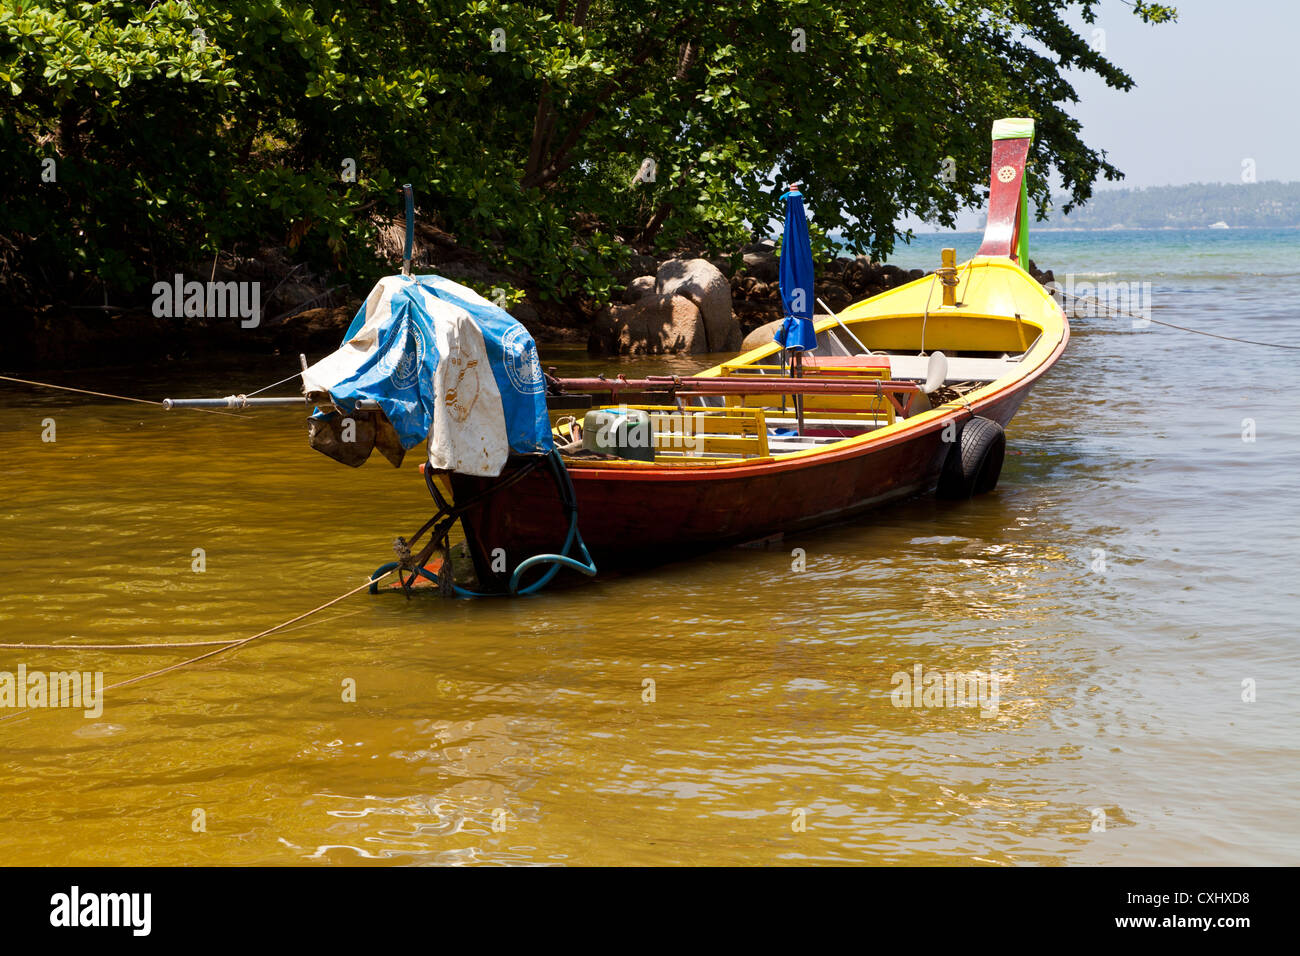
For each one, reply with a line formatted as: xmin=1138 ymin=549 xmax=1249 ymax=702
xmin=0 ymin=0 xmax=1175 ymax=304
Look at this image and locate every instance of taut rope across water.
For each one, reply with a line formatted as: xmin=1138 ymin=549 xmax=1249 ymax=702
xmin=1058 ymin=289 xmax=1300 ymax=350
xmin=0 ymin=572 xmax=392 ymax=726
xmin=0 ymin=370 xmax=311 ymax=417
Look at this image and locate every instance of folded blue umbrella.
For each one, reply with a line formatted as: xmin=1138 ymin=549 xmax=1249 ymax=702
xmin=773 ymin=186 xmax=818 ymax=352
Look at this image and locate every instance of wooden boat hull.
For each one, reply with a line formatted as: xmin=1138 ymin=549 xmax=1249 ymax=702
xmin=450 ymin=355 xmax=1047 ymax=592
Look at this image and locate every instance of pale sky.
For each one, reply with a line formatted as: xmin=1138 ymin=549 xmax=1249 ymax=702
xmin=1064 ymin=0 xmax=1299 ymax=188
xmin=896 ymin=0 xmax=1298 ymax=232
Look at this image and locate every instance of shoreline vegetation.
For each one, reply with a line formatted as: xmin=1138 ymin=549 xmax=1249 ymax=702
xmin=0 ymin=1 xmax=1179 ymax=371
xmin=0 ymin=221 xmax=1058 ymax=371
xmin=1041 ymin=181 xmax=1300 ymax=230
xmin=910 ymin=223 xmax=1300 ymax=234
xmin=913 ymin=182 xmax=1300 ymax=233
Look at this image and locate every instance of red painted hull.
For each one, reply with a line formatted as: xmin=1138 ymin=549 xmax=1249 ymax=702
xmin=450 ymin=380 xmax=1037 ymax=593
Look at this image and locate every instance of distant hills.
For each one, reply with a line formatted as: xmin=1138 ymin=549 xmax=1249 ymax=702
xmin=1045 ymin=181 xmax=1300 ymax=230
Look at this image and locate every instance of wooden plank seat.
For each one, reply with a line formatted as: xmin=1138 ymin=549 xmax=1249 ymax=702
xmin=765 ymin=416 xmax=875 ymax=438
xmin=718 ymin=354 xmax=892 ymax=377
xmin=609 ymin=405 xmax=770 ymax=460
xmin=877 ymin=352 xmax=1021 ymax=383
xmin=765 ymin=434 xmax=854 ymax=454
xmin=796 ymin=357 xmax=895 ymax=422
xmin=716 ymin=354 xmax=903 ymax=424
xmin=722 ymin=351 xmax=1023 ymax=385
xmin=719 ymin=387 xmax=899 ymax=426
xmin=802 ymin=354 xmax=894 ymax=375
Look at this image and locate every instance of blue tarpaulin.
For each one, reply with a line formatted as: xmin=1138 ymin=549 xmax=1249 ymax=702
xmin=302 ymin=274 xmax=552 ymax=476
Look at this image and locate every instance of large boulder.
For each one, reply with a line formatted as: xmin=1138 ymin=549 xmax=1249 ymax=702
xmin=654 ymin=257 xmax=741 ymax=352
xmin=740 ymin=318 xmax=784 ymax=353
xmin=588 ymin=293 xmax=707 ymax=355
xmin=622 ymin=274 xmax=656 ymax=304
xmin=739 ymin=313 xmax=837 ymax=353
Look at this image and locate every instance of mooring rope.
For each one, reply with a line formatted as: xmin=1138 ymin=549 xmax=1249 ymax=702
xmin=0 ymin=639 xmax=239 ymax=650
xmin=0 ymin=608 xmax=366 ymax=652
xmin=0 ymin=573 xmax=390 ymax=725
xmin=1059 ymin=290 xmax=1300 ymax=351
xmin=0 ymin=373 xmax=249 ymax=418
xmin=0 ymin=365 xmax=310 ymax=412
xmin=0 ymin=374 xmax=165 ymax=406
xmin=244 ymin=368 xmax=304 ymax=397
xmin=96 ymin=575 xmax=384 ymax=696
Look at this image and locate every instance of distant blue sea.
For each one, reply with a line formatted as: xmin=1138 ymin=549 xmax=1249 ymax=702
xmin=839 ymin=226 xmax=1300 ymax=350
xmin=870 ymin=225 xmax=1300 ymax=281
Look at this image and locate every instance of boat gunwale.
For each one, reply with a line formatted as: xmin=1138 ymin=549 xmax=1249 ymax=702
xmin=561 ymin=258 xmax=1068 ymax=482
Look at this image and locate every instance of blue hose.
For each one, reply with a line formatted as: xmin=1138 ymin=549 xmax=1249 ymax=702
xmin=503 ymin=505 xmax=597 ymax=595
xmin=368 ymin=561 xmax=438 ymax=594
xmin=459 ymin=450 xmax=597 ymax=597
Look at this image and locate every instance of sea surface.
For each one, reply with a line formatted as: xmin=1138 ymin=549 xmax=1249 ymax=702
xmin=0 ymin=227 xmax=1297 ymax=865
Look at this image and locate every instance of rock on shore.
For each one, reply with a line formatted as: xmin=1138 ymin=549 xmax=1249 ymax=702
xmin=588 ymin=294 xmax=709 ymax=355
xmin=652 ymin=258 xmax=741 ymax=352
xmin=593 ymin=246 xmax=1060 ymax=357
xmin=595 ymin=257 xmax=743 ymax=355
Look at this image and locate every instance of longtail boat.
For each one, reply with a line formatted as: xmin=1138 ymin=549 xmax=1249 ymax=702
xmin=166 ymin=118 xmax=1068 ymax=597
xmin=444 ymin=118 xmax=1067 ymax=592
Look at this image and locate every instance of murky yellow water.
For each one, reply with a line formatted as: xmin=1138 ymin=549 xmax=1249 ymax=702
xmin=2 ymin=301 xmax=1298 ymax=865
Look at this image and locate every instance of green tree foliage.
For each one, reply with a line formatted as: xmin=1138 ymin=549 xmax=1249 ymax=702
xmin=0 ymin=0 xmax=1175 ymax=303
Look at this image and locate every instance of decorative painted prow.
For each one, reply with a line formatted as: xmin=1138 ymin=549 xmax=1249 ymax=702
xmin=976 ymin=118 xmax=1035 ymax=268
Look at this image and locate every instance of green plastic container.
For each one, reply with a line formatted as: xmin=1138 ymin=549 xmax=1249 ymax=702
xmin=582 ymin=408 xmax=655 ymax=462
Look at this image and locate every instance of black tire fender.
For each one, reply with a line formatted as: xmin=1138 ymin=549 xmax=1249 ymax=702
xmin=936 ymin=416 xmax=1006 ymax=500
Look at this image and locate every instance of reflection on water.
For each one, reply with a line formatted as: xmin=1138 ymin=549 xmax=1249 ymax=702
xmin=1 ymin=244 xmax=1298 ymax=865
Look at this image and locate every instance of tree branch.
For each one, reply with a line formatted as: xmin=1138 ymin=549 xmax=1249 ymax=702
xmin=522 ymin=17 xmax=696 ymax=190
